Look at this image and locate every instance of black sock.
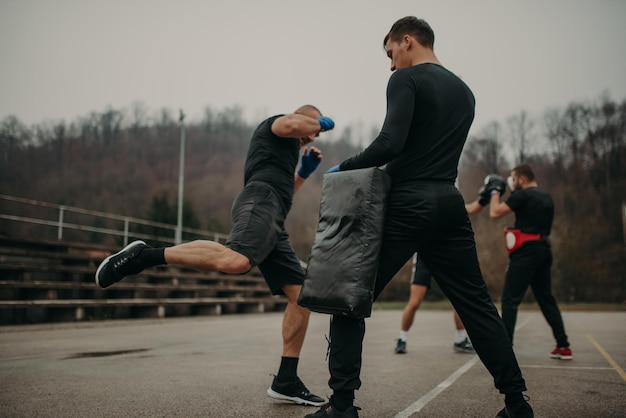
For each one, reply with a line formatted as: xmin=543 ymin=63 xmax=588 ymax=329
xmin=505 ymin=392 xmax=524 ymax=406
xmin=140 ymin=247 xmax=166 ymax=268
xmin=276 ymin=357 xmax=298 ymax=382
xmin=331 ymin=390 xmax=354 ymax=411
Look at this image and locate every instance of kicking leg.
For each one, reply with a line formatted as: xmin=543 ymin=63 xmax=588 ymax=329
xmin=164 ymin=240 xmax=251 ymax=273
xmin=96 ymin=239 xmax=251 ymax=289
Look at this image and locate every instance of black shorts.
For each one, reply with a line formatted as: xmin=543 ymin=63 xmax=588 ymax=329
xmin=225 ymin=181 xmax=305 ymax=295
xmin=411 ymin=254 xmax=432 ymax=287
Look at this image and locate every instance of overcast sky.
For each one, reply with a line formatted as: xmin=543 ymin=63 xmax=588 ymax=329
xmin=1 ymin=0 xmax=625 ymax=138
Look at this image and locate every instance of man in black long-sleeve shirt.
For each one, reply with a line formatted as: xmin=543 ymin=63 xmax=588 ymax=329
xmin=306 ymin=17 xmax=532 ymax=418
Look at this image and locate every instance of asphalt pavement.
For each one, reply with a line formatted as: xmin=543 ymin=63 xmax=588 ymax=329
xmin=1 ymin=309 xmax=624 ymax=417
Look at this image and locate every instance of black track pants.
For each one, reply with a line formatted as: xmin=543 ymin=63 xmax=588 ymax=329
xmin=502 ymin=243 xmax=569 ymax=347
xmin=327 ymin=182 xmax=527 ymax=395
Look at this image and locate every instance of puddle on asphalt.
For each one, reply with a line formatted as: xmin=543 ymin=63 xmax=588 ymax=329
xmin=64 ymin=348 xmax=150 ymax=359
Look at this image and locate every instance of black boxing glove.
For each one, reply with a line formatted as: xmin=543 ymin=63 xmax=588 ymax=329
xmin=478 ymin=185 xmax=490 ymax=206
xmin=483 ymin=174 xmax=506 ymax=196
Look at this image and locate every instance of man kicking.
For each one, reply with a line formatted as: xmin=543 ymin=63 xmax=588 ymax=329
xmin=95 ymin=104 xmax=334 ymax=407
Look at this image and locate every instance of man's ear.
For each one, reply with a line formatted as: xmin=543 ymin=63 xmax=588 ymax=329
xmin=403 ymin=34 xmax=411 ymax=48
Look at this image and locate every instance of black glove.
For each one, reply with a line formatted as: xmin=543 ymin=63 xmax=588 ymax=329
xmin=484 ymin=174 xmax=506 ymax=196
xmin=478 ymin=185 xmax=490 ymax=206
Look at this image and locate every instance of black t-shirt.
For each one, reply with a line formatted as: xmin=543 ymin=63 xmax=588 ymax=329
xmin=505 ymin=187 xmax=554 ymax=236
xmin=339 ymin=63 xmax=475 ymax=187
xmin=243 ymin=115 xmax=300 ymax=213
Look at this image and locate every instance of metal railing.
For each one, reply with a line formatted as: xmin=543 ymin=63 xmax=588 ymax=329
xmin=0 ymin=194 xmax=229 ymax=246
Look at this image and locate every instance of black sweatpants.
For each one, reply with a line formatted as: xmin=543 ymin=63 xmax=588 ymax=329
xmin=502 ymin=242 xmax=569 ymax=347
xmin=328 ymin=182 xmax=527 ymax=395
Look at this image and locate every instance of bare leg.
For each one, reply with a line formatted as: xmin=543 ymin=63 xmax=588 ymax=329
xmin=267 ymin=284 xmax=324 ymax=406
xmin=452 ymin=308 xmax=473 ymax=351
xmin=164 ymin=240 xmax=251 ymax=274
xmin=453 ymin=309 xmax=465 ymax=330
xmin=401 ymin=284 xmax=428 ymax=332
xmin=280 ymin=284 xmax=310 ymax=357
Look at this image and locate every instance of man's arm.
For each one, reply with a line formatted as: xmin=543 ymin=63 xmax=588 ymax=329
xmin=465 ymin=200 xmax=484 ymax=216
xmin=489 ymin=193 xmax=513 ymax=218
xmin=272 ymin=114 xmax=330 ymax=138
xmin=294 ymin=147 xmax=322 ymax=194
xmin=294 ymin=175 xmax=307 ymax=194
xmin=340 ymin=71 xmax=415 ymax=170
xmin=464 ymin=184 xmax=490 ymax=216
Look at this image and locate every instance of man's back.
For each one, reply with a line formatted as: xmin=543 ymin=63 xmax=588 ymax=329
xmin=244 ymin=115 xmax=300 ymax=213
xmin=340 ymin=63 xmax=475 ymax=186
xmin=506 ymin=187 xmax=554 ymax=236
xmin=385 ymin=63 xmax=475 ymax=185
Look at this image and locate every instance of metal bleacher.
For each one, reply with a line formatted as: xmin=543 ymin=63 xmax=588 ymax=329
xmin=0 ymin=195 xmax=288 ymax=325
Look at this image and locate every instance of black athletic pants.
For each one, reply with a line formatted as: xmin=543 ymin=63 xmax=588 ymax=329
xmin=502 ymin=242 xmax=569 ymax=347
xmin=328 ymin=182 xmax=527 ymax=395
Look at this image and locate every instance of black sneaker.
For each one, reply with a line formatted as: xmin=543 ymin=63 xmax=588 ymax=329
xmin=95 ymin=240 xmax=149 ymax=288
xmin=453 ymin=338 xmax=475 ymax=353
xmin=496 ymin=407 xmax=508 ymax=418
xmin=496 ymin=397 xmax=534 ymax=418
xmin=395 ymin=339 xmax=407 ymax=354
xmin=267 ymin=375 xmax=325 ymax=406
xmin=305 ymin=402 xmax=360 ymax=418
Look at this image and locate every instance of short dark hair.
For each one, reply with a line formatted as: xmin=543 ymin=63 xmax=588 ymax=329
xmin=296 ymin=104 xmax=322 ymax=116
xmin=512 ymin=164 xmax=535 ymax=182
xmin=384 ymin=16 xmax=435 ymax=49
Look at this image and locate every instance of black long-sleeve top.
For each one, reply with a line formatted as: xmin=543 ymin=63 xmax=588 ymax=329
xmin=339 ymin=63 xmax=475 ymax=187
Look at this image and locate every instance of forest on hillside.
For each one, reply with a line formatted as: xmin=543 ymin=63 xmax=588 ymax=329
xmin=1 ymin=94 xmax=625 ymax=303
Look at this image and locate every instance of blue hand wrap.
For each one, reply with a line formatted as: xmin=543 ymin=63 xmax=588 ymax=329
xmin=318 ymin=116 xmax=335 ymax=132
xmin=297 ymin=150 xmax=321 ymax=179
xmin=326 ymin=165 xmax=341 ymax=174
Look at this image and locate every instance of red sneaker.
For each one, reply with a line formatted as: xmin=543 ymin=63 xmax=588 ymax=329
xmin=550 ymin=346 xmax=573 ymax=360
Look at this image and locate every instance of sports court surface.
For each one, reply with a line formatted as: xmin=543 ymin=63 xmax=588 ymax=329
xmin=1 ymin=309 xmax=624 ymax=417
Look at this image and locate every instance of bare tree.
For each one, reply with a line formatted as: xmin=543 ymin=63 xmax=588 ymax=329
xmin=99 ymin=108 xmax=124 ymax=145
xmin=154 ymin=107 xmax=176 ymax=138
xmin=544 ymin=108 xmax=569 ymax=184
xmin=464 ymin=121 xmax=508 ymax=174
xmin=202 ymin=106 xmax=215 ymax=133
xmin=0 ymin=115 xmax=28 ymax=161
xmin=129 ymin=101 xmax=150 ymax=139
xmin=507 ymin=110 xmax=535 ymax=164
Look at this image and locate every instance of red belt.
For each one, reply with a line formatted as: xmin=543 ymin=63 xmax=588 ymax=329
xmin=504 ymin=229 xmax=542 ymax=254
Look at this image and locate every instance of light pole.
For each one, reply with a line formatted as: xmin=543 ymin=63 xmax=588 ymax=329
xmin=622 ymin=201 xmax=626 ymax=248
xmin=175 ymin=109 xmax=185 ymax=245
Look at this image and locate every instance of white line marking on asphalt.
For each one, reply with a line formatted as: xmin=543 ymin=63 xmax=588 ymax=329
xmin=520 ymin=365 xmax=614 ymax=370
xmin=393 ymin=355 xmax=480 ymax=418
xmin=393 ymin=316 xmax=532 ymax=418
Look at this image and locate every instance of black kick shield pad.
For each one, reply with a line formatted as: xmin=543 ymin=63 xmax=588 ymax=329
xmin=298 ymin=167 xmax=391 ymax=318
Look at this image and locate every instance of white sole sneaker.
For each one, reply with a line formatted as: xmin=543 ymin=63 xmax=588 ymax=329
xmin=95 ymin=240 xmax=147 ymax=287
xmin=266 ymin=387 xmax=325 ymax=407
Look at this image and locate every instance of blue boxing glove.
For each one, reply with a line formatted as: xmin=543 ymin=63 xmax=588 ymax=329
xmin=318 ymin=116 xmax=335 ymax=132
xmin=297 ymin=148 xmax=322 ymax=179
xmin=326 ymin=165 xmax=341 ymax=174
